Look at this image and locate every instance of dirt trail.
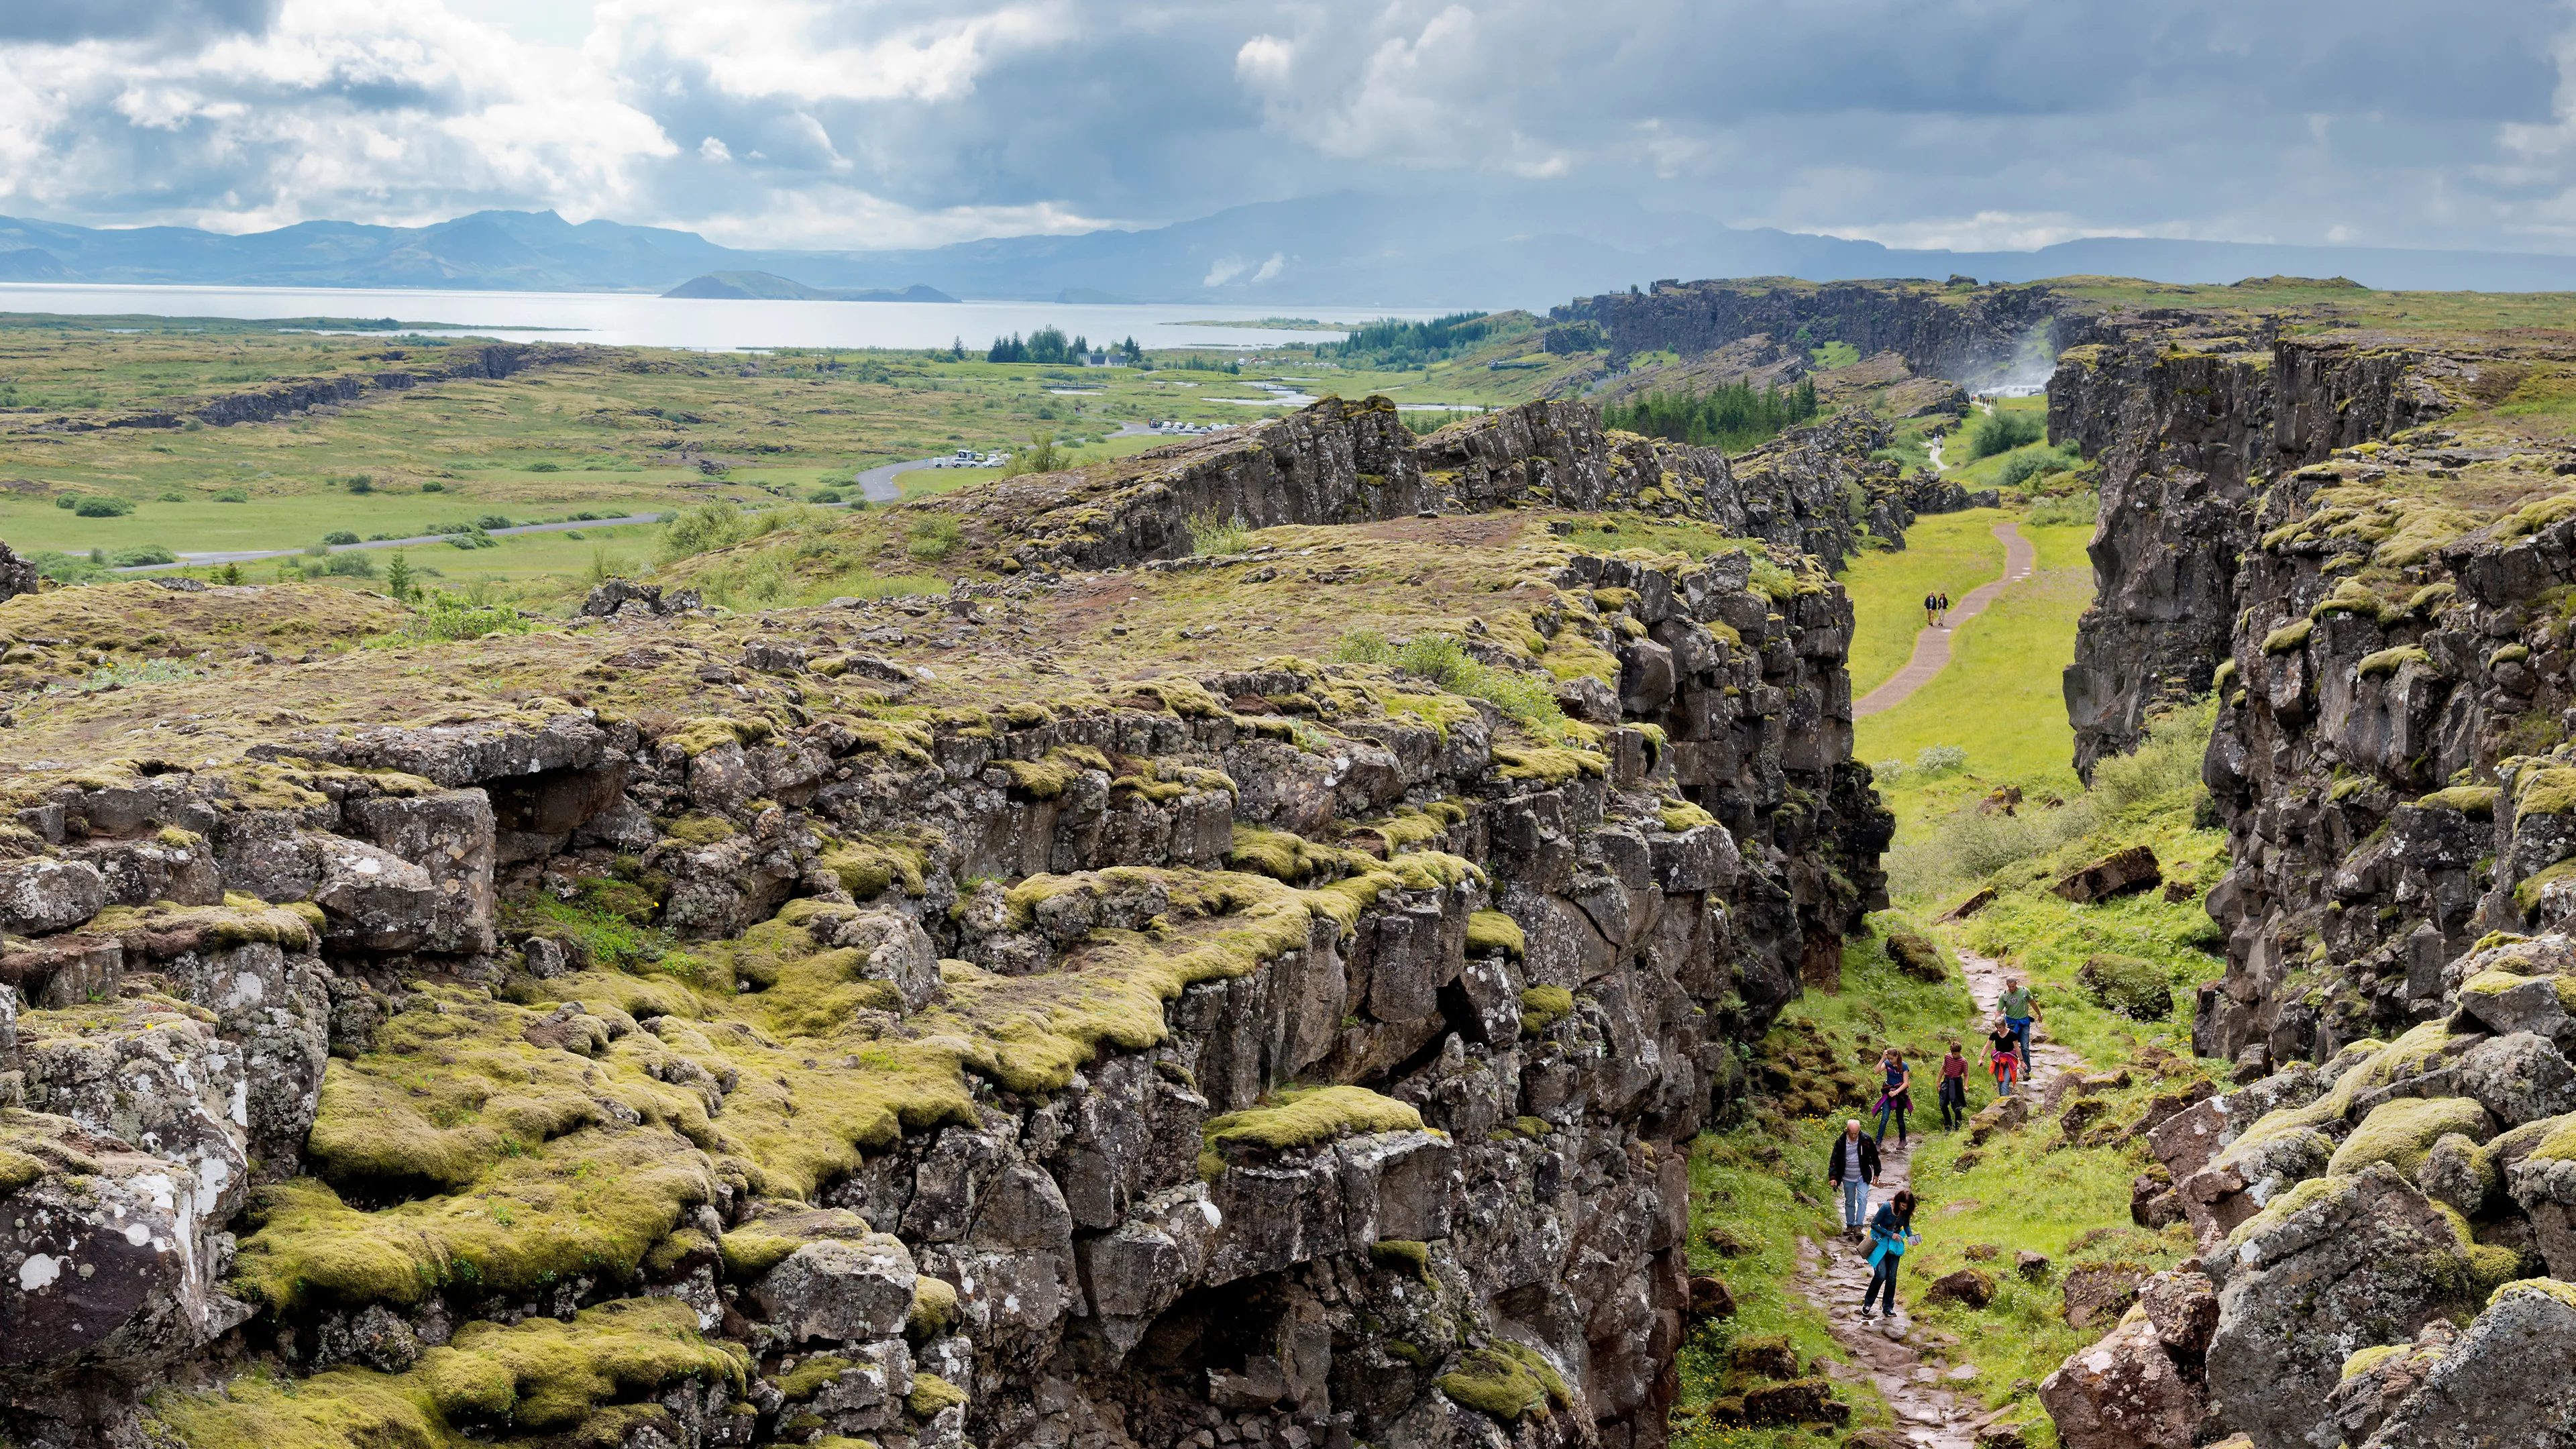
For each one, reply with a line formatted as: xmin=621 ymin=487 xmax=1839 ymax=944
xmin=1792 ymin=945 xmax=2081 ymax=1446
xmin=1854 ymin=523 xmax=2037 ymax=719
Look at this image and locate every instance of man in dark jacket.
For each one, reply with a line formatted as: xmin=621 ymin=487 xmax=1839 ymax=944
xmin=1825 ymin=1119 xmax=1880 ymax=1234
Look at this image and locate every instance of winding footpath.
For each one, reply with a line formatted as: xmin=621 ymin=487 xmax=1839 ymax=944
xmin=1792 ymin=947 xmax=2084 ymax=1447
xmin=1853 ymin=523 xmax=2035 ymax=718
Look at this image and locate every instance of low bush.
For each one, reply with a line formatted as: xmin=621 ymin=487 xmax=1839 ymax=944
xmin=323 ymin=531 xmax=360 ymax=547
xmin=906 ymin=514 xmax=962 ymax=562
xmin=1966 ymin=408 xmax=2046 ymax=459
xmin=657 ymin=502 xmax=754 ymax=564
xmin=110 ymin=545 xmax=177 ymax=566
xmin=73 ymin=495 xmax=133 ymax=517
xmin=212 ymin=488 xmax=249 ymax=502
xmin=1187 ymin=510 xmax=1252 ymax=555
xmin=2026 ymin=490 xmax=2101 ymax=527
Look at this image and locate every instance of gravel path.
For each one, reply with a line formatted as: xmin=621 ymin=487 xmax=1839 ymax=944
xmin=1792 ymin=945 xmax=2082 ymax=1446
xmin=1853 ymin=523 xmax=2035 ymax=719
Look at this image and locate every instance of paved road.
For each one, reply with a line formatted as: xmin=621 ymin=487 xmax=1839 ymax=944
xmin=1853 ymin=521 xmax=2036 ymax=718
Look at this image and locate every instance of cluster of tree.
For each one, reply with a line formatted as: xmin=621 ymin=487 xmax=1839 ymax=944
xmin=1964 ymin=407 xmax=2047 ymax=458
xmin=1601 ymin=377 xmax=1821 ymax=451
xmin=983 ymin=327 xmax=1145 ymax=365
xmin=1330 ymin=311 xmax=1494 ymax=370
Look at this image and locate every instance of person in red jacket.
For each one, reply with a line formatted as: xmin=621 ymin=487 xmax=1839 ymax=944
xmin=1937 ymin=1040 xmax=1970 ymax=1129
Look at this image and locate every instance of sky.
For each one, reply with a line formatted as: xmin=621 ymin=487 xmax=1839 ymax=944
xmin=1 ymin=0 xmax=2573 ymax=255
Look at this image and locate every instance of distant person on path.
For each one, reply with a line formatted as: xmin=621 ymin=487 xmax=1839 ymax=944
xmin=1872 ymin=1047 xmax=1913 ymax=1147
xmin=1862 ymin=1189 xmax=1918 ymax=1320
xmin=1937 ymin=590 xmax=1952 ymax=625
xmin=1937 ymin=1040 xmax=1970 ymax=1128
xmin=2000 ymin=975 xmax=2039 ymax=1062
xmin=1986 ymin=1018 xmax=2022 ymax=1097
xmin=1825 ymin=1119 xmax=1880 ymax=1236
xmin=1923 ymin=591 xmax=1940 ymax=626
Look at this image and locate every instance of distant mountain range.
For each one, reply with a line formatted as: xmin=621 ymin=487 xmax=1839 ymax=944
xmin=661 ymin=271 xmax=955 ymax=303
xmin=5 ymin=196 xmax=2576 ymax=307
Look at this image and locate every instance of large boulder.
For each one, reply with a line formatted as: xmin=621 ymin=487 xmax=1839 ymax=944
xmin=2206 ymin=1165 xmax=2485 ymax=1449
xmin=2504 ymin=1130 xmax=2576 ymax=1277
xmin=2326 ymin=1320 xmax=2455 ymax=1448
xmin=751 ymin=1234 xmax=920 ymax=1344
xmin=2455 ymin=1030 xmax=2576 ymax=1126
xmin=2038 ymin=1307 xmax=2203 ymax=1449
xmin=2052 ymin=845 xmax=2162 ymax=904
xmin=2357 ymin=1280 xmax=2576 ymax=1447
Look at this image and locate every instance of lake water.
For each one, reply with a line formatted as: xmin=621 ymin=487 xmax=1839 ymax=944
xmin=0 ymin=282 xmax=1450 ymax=353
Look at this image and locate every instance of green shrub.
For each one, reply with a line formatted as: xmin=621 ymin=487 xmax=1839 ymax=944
xmin=323 ymin=531 xmax=360 ymax=547
xmin=211 ymin=487 xmax=249 ymax=502
xmin=1332 ymin=630 xmax=1394 ymax=664
xmin=345 ymin=474 xmax=374 ymax=494
xmin=658 ymin=502 xmax=753 ymax=564
xmin=526 ymin=461 xmax=559 ymax=472
xmin=1966 ymin=409 xmax=2047 ymax=458
xmin=475 ymin=514 xmax=515 ymax=530
xmin=53 ymin=493 xmax=74 ymax=509
xmin=1914 ymin=744 xmax=1966 ymax=776
xmin=322 ymin=552 xmax=378 ymax=579
xmin=158 ymin=490 xmax=187 ymax=502
xmin=2078 ymin=953 xmax=2174 ymax=1019
xmin=1187 ymin=510 xmax=1252 ymax=555
xmin=906 ymin=514 xmax=962 ymax=562
xmin=109 ymin=545 xmax=176 ymax=566
xmin=420 ymin=480 xmax=445 ymax=492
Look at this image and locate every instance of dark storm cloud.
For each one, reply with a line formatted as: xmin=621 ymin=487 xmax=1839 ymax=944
xmin=1 ymin=0 xmax=2570 ymax=254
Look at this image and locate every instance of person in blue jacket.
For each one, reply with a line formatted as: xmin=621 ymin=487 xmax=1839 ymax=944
xmin=1862 ymin=1189 xmax=1917 ymax=1320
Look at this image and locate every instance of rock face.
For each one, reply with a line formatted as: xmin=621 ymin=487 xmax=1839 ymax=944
xmin=0 ymin=394 xmax=1896 ymax=1449
xmin=2053 ymin=322 xmax=2456 ymax=777
xmin=1551 ymin=277 xmax=2070 ymax=388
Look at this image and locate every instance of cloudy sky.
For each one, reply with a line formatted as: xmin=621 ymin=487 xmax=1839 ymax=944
xmin=1 ymin=0 xmax=2571 ymax=254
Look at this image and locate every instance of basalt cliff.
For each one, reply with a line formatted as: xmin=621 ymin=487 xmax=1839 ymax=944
xmin=0 ymin=395 xmax=1900 ymax=1449
xmin=2045 ymin=295 xmax=2576 ymax=1448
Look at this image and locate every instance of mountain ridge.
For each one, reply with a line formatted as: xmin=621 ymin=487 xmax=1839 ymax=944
xmin=7 ymin=196 xmax=2576 ymax=305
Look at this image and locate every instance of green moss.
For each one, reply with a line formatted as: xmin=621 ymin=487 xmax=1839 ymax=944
xmin=1519 ymin=985 xmax=1574 ymax=1035
xmin=1204 ymin=1085 xmax=1423 ymax=1154
xmin=2492 ymin=1277 xmax=2576 ymax=1310
xmin=1227 ymin=824 xmax=1348 ymax=884
xmin=818 ymin=836 xmax=928 ymax=900
xmin=146 ymin=1299 xmax=743 ymax=1447
xmin=905 ymin=1374 xmax=967 ymax=1418
xmin=2500 ymin=492 xmax=2576 ymax=539
xmin=775 ymin=1355 xmax=853 ymax=1401
xmin=666 ymin=716 xmax=769 ymax=757
xmin=2261 ymin=619 xmax=2312 ymax=655
xmin=2515 ymin=857 xmax=2576 ymax=916
xmin=90 ymin=894 xmax=323 ymax=954
xmin=2358 ymin=646 xmax=2431 ymax=680
xmin=908 ymin=1275 xmax=958 ymax=1337
xmin=716 ymin=1207 xmax=875 ymax=1277
xmin=2212 ymin=659 xmax=2238 ymax=693
xmin=2417 ymin=785 xmax=2500 ymax=818
xmin=2341 ymin=1343 xmax=2406 ymax=1381
xmin=2520 ymin=767 xmax=2576 ymax=816
xmin=0 ymin=1146 xmax=44 ymax=1194
xmin=1466 ymin=910 xmax=1525 ymax=960
xmin=1436 ymin=1341 xmax=1570 ymax=1423
xmin=2327 ymin=1097 xmax=2493 ymax=1179
xmin=992 ymin=745 xmax=1113 ymax=801
xmin=2227 ymin=1173 xmax=2353 ymax=1248
xmin=1658 ymin=797 xmax=1718 ymax=832
xmin=1492 ymin=745 xmax=1606 ymax=784
xmin=1369 ymin=1239 xmax=1435 ymax=1285
xmin=663 ymin=814 xmax=736 ymax=847
xmin=2491 ymin=643 xmax=2533 ymax=668
xmin=1387 ymin=1340 xmax=1426 ymax=1367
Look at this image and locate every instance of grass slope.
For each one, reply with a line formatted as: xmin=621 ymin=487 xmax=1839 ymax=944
xmin=1836 ymin=508 xmax=2010 ymax=696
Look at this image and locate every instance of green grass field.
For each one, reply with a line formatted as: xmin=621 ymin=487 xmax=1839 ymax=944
xmin=1854 ymin=522 xmax=2094 ymax=806
xmin=1837 ymin=508 xmax=2011 ymax=695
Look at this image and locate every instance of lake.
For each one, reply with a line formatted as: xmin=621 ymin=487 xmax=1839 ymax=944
xmin=0 ymin=283 xmax=1451 ymax=352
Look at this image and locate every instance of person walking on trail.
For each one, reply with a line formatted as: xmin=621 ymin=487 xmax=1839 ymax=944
xmin=1825 ymin=1119 xmax=1880 ymax=1236
xmin=1862 ymin=1189 xmax=1918 ymax=1320
xmin=1923 ymin=591 xmax=1941 ymax=626
xmin=2000 ymin=975 xmax=2039 ymax=1063
xmin=1937 ymin=1040 xmax=1970 ymax=1128
xmin=1872 ymin=1047 xmax=1913 ymax=1147
xmin=1986 ymin=1017 xmax=2022 ymax=1096
xmin=1936 ymin=590 xmax=1952 ymax=626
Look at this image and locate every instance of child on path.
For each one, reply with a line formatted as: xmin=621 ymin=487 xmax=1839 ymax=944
xmin=1937 ymin=1040 xmax=1969 ymax=1128
xmin=1999 ymin=975 xmax=2039 ymax=1063
xmin=1872 ymin=1047 xmax=1912 ymax=1146
xmin=1986 ymin=1018 xmax=2021 ymax=1096
xmin=1862 ymin=1189 xmax=1917 ymax=1320
xmin=1825 ymin=1119 xmax=1881 ymax=1235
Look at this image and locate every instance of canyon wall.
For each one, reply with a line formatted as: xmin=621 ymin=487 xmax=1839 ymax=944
xmin=1550 ymin=279 xmax=2069 ymax=385
xmin=0 ymin=396 xmax=1892 ymax=1449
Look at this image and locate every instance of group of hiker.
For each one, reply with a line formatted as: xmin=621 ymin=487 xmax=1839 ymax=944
xmin=1921 ymin=590 xmax=1953 ymax=626
xmin=1822 ymin=973 xmax=2043 ymax=1320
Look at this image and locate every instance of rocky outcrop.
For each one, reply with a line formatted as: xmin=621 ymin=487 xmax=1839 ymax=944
xmin=0 ymin=471 xmax=1888 ymax=1449
xmin=943 ymin=396 xmax=1905 ymax=580
xmin=2053 ymin=325 xmax=2461 ymax=777
xmin=1550 ymin=278 xmax=2070 ymax=387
